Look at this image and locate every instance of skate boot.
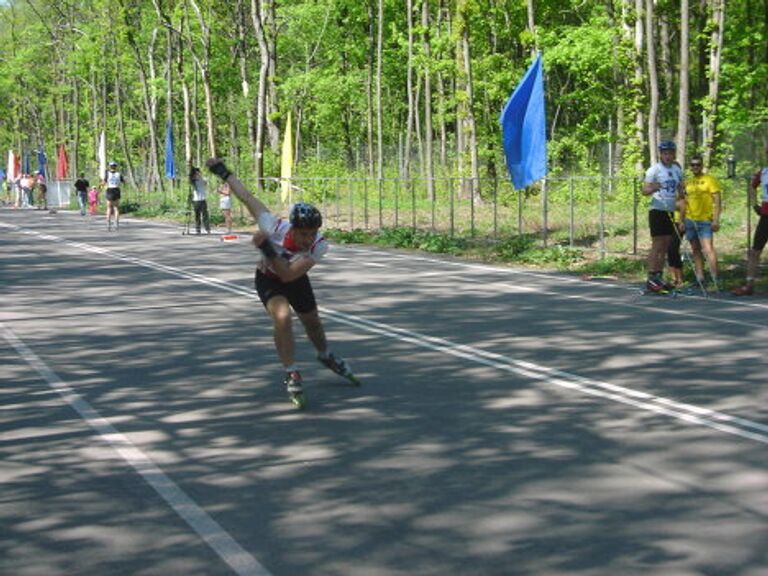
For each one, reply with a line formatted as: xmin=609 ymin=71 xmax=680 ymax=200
xmin=644 ymin=277 xmax=668 ymax=295
xmin=732 ymin=284 xmax=754 ymax=296
xmin=318 ymin=352 xmax=360 ymax=386
xmin=284 ymin=370 xmax=306 ymax=409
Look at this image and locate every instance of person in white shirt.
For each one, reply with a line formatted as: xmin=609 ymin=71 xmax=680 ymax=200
xmin=641 ymin=140 xmax=686 ymax=293
xmin=103 ymin=161 xmax=124 ymax=231
xmin=189 ymin=167 xmax=210 ymax=234
xmin=206 ymin=157 xmax=356 ymax=408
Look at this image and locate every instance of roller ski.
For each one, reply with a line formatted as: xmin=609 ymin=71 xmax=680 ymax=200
xmin=284 ymin=370 xmax=307 ymax=409
xmin=318 ymin=352 xmax=361 ymax=386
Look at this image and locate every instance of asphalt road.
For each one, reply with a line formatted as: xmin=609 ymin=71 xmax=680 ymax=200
xmin=2 ymin=207 xmax=767 ymax=575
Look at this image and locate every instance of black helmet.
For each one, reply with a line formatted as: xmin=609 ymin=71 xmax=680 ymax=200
xmin=658 ymin=140 xmax=676 ymax=151
xmin=289 ymin=202 xmax=322 ymax=229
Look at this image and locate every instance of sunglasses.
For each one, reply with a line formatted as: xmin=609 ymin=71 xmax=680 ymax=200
xmin=690 ymin=163 xmax=702 ymax=167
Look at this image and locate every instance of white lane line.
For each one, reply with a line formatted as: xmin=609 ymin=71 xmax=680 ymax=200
xmin=1 ymin=323 xmax=272 ymax=576
xmin=334 ymin=244 xmax=768 ymax=312
xmin=5 ymin=223 xmax=768 ymax=447
xmin=319 ymin=310 xmax=768 ymax=445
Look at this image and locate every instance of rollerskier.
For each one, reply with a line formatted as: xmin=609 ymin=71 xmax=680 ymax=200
xmin=206 ymin=157 xmax=357 ymax=408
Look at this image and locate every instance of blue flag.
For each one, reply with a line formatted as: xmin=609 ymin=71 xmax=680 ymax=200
xmin=499 ymin=53 xmax=547 ymax=190
xmin=37 ymin=147 xmax=47 ymax=176
xmin=164 ymin=120 xmax=176 ymax=180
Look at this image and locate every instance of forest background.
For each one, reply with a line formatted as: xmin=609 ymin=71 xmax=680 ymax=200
xmin=1 ymin=0 xmax=767 ymax=280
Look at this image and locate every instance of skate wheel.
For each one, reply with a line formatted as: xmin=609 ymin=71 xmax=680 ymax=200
xmin=290 ymin=393 xmax=307 ymax=409
xmin=346 ymin=374 xmax=361 ymax=386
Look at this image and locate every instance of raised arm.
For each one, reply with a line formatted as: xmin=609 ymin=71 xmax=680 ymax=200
xmin=206 ymin=158 xmax=270 ymax=221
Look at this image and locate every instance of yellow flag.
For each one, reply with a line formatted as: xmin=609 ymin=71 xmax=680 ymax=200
xmin=280 ymin=111 xmax=293 ymax=204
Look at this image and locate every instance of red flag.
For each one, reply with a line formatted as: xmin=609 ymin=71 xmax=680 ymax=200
xmin=56 ymin=145 xmax=69 ymax=179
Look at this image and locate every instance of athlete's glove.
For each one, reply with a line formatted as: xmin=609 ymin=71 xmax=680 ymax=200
xmin=754 ymin=204 xmax=762 ymax=216
xmin=258 ymin=239 xmax=277 ymax=259
xmin=207 ymin=159 xmax=232 ymax=181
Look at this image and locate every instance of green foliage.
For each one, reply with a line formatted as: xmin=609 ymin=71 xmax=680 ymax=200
xmin=576 ymin=255 xmax=644 ymax=277
xmin=0 ymin=0 xmax=765 ymax=188
xmin=325 ymin=226 xmax=467 ymax=254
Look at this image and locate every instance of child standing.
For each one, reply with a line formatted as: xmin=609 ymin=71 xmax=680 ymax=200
xmin=88 ymin=186 xmax=99 ymax=215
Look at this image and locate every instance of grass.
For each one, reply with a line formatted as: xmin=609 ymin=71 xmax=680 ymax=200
xmin=92 ymin=188 xmax=763 ymax=293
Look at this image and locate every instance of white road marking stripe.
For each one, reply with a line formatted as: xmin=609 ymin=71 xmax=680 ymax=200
xmin=4 ymin=222 xmax=768 ymax=447
xmin=0 ymin=323 xmax=272 ymax=576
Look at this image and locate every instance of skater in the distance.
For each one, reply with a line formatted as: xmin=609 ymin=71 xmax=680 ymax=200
xmin=206 ymin=157 xmax=355 ymax=406
xmin=642 ymin=140 xmax=686 ymax=293
xmin=103 ymin=161 xmax=124 ymax=231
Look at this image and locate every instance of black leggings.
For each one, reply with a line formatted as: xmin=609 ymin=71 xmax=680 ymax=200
xmin=753 ymin=215 xmax=768 ymax=251
xmin=193 ymin=200 xmax=210 ymax=232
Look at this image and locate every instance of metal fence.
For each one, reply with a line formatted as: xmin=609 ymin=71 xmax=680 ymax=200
xmin=50 ymin=173 xmax=753 ymax=257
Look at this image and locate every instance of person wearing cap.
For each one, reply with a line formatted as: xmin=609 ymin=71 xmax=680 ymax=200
xmin=733 ymin=143 xmax=768 ymax=295
xmin=205 ymin=157 xmax=356 ymax=408
xmin=642 ymin=140 xmax=686 ymax=293
xmin=103 ymin=160 xmax=124 ymax=231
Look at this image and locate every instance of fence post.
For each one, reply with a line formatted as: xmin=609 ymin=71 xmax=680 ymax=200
xmin=569 ymin=177 xmax=574 ymax=247
xmin=493 ymin=177 xmax=498 ymax=241
xmin=348 ymin=178 xmax=354 ymax=229
xmin=378 ymin=177 xmax=383 ymax=230
xmin=431 ymin=177 xmax=436 ymax=231
xmin=334 ymin=178 xmax=341 ymax=228
xmin=411 ymin=178 xmax=416 ymax=232
xmin=599 ymin=175 xmax=606 ymax=258
xmin=746 ymin=176 xmax=752 ymax=261
xmin=518 ymin=189 xmax=523 ymax=235
xmin=633 ymin=178 xmax=638 ymax=255
xmin=450 ymin=177 xmax=455 ymax=237
xmin=471 ymin=178 xmax=476 ymax=238
xmin=395 ymin=178 xmax=400 ymax=228
xmin=363 ymin=177 xmax=369 ymax=230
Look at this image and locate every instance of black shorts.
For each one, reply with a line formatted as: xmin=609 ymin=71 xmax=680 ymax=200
xmin=106 ymin=188 xmax=121 ymax=202
xmin=649 ymin=209 xmax=675 ymax=237
xmin=255 ymin=269 xmax=317 ymax=314
xmin=753 ymin=215 xmax=768 ymax=251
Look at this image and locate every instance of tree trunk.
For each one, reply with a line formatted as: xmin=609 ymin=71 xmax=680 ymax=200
xmin=645 ymin=0 xmax=659 ymax=161
xmin=187 ymin=0 xmax=217 ymax=159
xmin=178 ymin=26 xmax=193 ymax=169
xmin=436 ymin=1 xmax=448 ymax=168
xmin=632 ymin=0 xmax=646 ymax=170
xmin=702 ymin=0 xmax=725 ymax=166
xmin=366 ymin=1 xmax=375 ymax=177
xmin=122 ymin=24 xmax=159 ymax=191
xmin=251 ymin=0 xmax=269 ymax=189
xmin=659 ymin=12 xmax=673 ymax=99
xmin=115 ymin=61 xmax=136 ymax=187
xmin=676 ymin=0 xmax=690 ymax=162
xmin=422 ymin=0 xmax=435 ymax=201
xmin=460 ymin=25 xmax=479 ymax=201
xmin=236 ymin=0 xmax=255 ymax=163
xmin=375 ymin=0 xmax=384 ymax=179
xmin=403 ymin=0 xmax=415 ymax=179
xmin=264 ymin=1 xmax=280 ymax=153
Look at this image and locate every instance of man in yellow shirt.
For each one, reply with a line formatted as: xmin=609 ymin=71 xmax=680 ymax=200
xmin=682 ymin=154 xmax=721 ymax=290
